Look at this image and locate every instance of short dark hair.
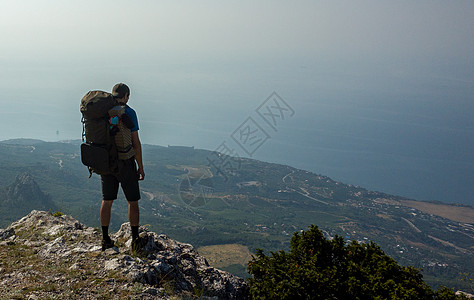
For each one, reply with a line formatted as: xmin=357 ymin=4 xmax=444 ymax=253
xmin=112 ymin=83 xmax=130 ymax=98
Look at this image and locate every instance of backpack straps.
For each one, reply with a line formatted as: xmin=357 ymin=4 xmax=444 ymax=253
xmin=81 ymin=117 xmax=86 ymax=143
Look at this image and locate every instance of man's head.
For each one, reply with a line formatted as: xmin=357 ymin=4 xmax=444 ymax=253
xmin=112 ymin=83 xmax=130 ymax=103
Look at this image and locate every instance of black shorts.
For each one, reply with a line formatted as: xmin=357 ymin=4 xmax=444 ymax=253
xmin=101 ymin=158 xmax=140 ymax=202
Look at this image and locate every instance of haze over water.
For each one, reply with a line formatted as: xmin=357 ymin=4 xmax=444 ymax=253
xmin=1 ymin=1 xmax=473 ymax=205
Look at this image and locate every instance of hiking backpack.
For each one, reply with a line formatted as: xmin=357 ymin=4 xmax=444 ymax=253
xmin=80 ymin=90 xmax=134 ymax=176
xmin=108 ymin=105 xmax=135 ymax=160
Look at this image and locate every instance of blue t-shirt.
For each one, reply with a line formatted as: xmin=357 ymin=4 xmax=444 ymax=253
xmin=125 ymin=106 xmax=139 ymax=132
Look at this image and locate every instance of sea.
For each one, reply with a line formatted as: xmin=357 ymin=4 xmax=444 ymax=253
xmin=1 ymin=62 xmax=473 ymax=206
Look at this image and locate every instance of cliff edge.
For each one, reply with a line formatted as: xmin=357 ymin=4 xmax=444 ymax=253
xmin=0 ymin=210 xmax=248 ymax=299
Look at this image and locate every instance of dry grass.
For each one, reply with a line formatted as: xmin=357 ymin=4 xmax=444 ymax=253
xmin=169 ymin=165 xmax=213 ymax=179
xmin=401 ymin=200 xmax=474 ymax=224
xmin=197 ymin=244 xmax=252 ymax=269
xmin=0 ymin=226 xmax=163 ymax=299
xmin=376 ymin=214 xmax=395 ymax=220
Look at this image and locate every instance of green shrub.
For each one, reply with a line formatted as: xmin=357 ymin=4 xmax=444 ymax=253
xmin=247 ymin=225 xmax=464 ymax=299
xmin=52 ymin=211 xmax=63 ymax=217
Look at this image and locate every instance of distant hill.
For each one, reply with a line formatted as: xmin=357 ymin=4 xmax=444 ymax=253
xmin=0 ymin=172 xmax=57 ymax=224
xmin=0 ymin=140 xmax=472 ymax=293
xmin=0 ymin=138 xmax=46 ymax=145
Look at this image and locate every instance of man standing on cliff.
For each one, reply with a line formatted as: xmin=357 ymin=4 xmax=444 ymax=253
xmin=100 ymin=83 xmax=145 ymax=251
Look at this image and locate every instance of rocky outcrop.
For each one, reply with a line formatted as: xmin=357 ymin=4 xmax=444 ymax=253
xmin=0 ymin=210 xmax=248 ymax=299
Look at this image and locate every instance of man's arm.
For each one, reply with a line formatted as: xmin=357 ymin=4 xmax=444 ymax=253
xmin=131 ymin=131 xmax=145 ymax=180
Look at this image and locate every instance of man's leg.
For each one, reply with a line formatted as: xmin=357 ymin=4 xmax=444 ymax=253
xmin=122 ymin=158 xmax=141 ymax=247
xmin=101 ymin=200 xmax=114 ymax=240
xmin=100 ymin=174 xmax=118 ymax=250
xmin=128 ymin=201 xmax=140 ymax=241
xmin=122 ymin=158 xmax=140 ymax=240
xmin=101 ymin=200 xmax=114 ymax=227
xmin=100 ymin=200 xmax=115 ymax=250
xmin=128 ymin=201 xmax=139 ymax=226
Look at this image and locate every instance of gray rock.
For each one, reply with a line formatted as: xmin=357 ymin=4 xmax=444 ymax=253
xmin=38 ymin=236 xmax=70 ymax=258
xmin=143 ymin=287 xmax=160 ymax=296
xmin=3 ymin=211 xmax=248 ymax=299
xmin=103 ymin=246 xmax=119 ymax=255
xmin=45 ymin=224 xmax=64 ymax=236
xmin=69 ymin=263 xmax=81 ymax=270
xmin=104 ymin=258 xmax=123 ymax=271
xmin=0 ymin=228 xmax=14 ymax=239
xmin=112 ymin=224 xmax=248 ymax=299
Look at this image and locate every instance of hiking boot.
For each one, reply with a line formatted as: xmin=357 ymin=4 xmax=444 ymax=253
xmin=101 ymin=238 xmax=115 ymax=251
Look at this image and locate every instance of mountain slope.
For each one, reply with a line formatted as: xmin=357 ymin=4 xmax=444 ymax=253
xmin=0 ymin=172 xmax=57 ymax=224
xmin=0 ymin=139 xmax=472 ymax=292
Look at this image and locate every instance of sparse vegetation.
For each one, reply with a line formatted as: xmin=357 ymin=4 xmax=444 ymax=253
xmin=52 ymin=211 xmax=63 ymax=217
xmin=0 ymin=221 xmax=171 ymax=299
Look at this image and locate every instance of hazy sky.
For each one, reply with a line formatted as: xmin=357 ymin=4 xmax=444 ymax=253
xmin=0 ymin=1 xmax=473 ymax=204
xmin=1 ymin=0 xmax=472 ymax=139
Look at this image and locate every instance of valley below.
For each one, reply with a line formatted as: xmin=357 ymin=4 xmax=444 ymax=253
xmin=0 ymin=139 xmax=473 ymax=293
